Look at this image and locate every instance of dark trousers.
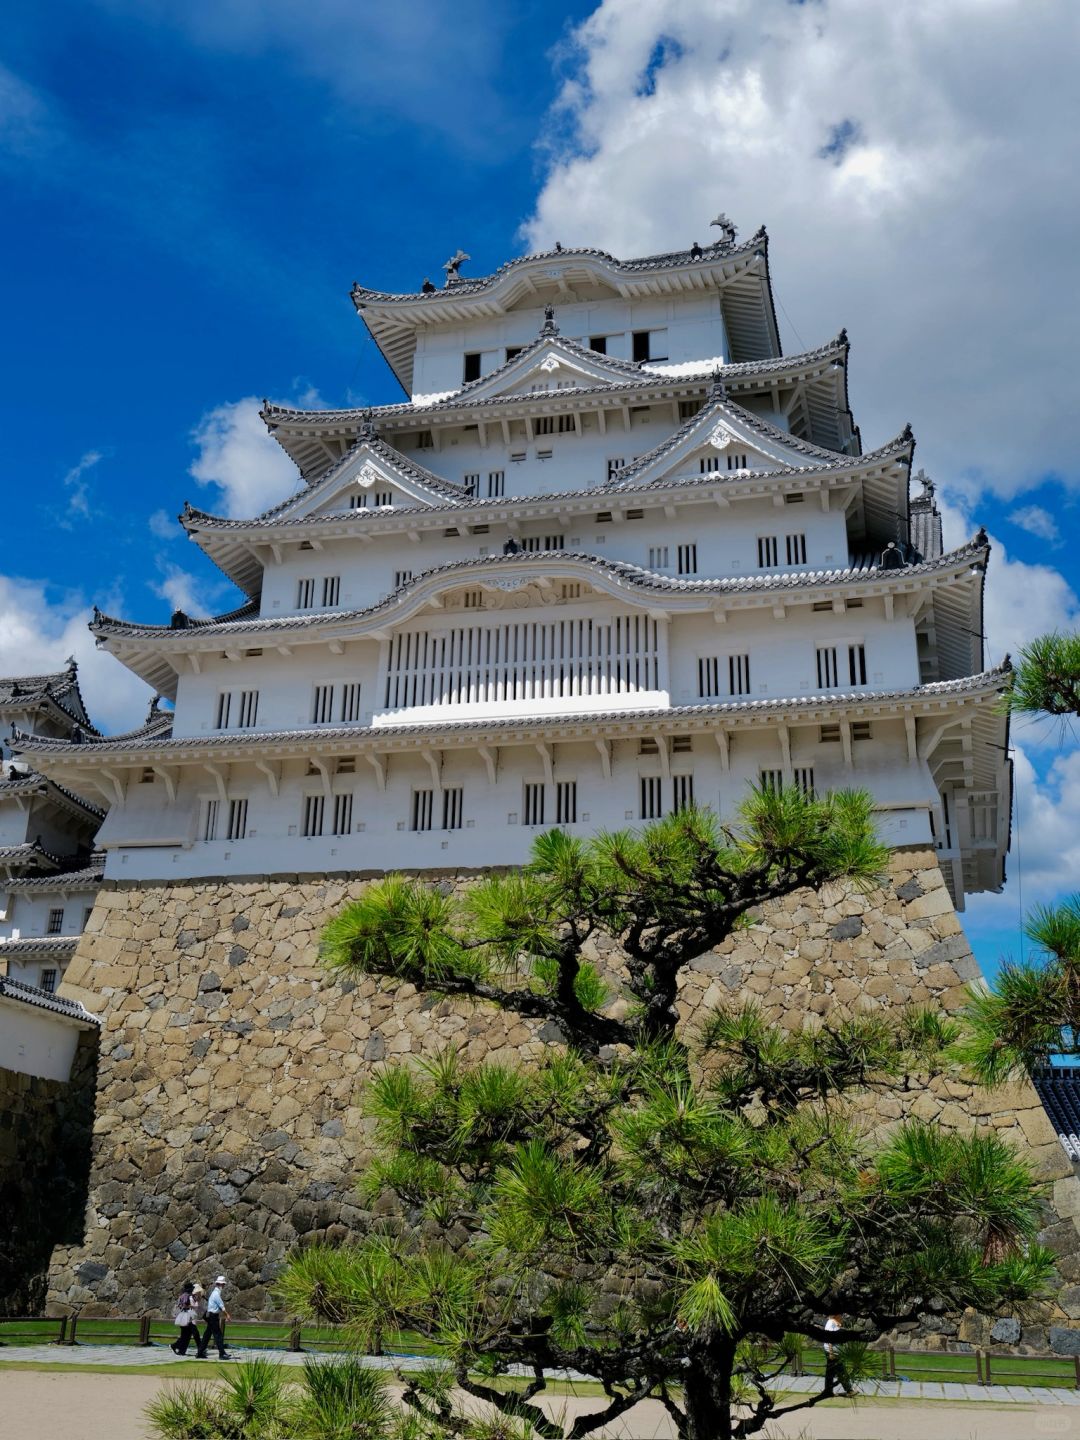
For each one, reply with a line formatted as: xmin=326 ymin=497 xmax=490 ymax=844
xmin=173 ymin=1323 xmax=197 ymax=1355
xmin=198 ymin=1312 xmax=226 ymax=1357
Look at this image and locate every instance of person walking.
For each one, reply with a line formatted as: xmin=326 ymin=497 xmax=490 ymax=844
xmin=169 ymin=1281 xmax=197 ymax=1356
xmin=196 ymin=1275 xmax=231 ymax=1360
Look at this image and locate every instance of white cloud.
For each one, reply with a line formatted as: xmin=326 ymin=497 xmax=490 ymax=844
xmin=148 ymin=508 xmax=177 ymax=540
xmin=526 ymin=0 xmax=1080 ymax=498
xmin=59 ymin=449 xmax=103 ymax=526
xmin=0 ymin=573 xmax=150 ymax=735
xmin=189 ymin=396 xmax=300 ymax=519
xmin=0 ymin=63 xmax=50 ymax=158
xmin=1007 ymin=504 xmax=1061 ymax=546
xmin=147 ymin=561 xmax=223 ymax=618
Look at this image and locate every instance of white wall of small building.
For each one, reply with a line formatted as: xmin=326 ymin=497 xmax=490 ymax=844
xmin=0 ymin=998 xmax=84 ymax=1082
xmin=0 ymin=886 xmax=99 ymax=940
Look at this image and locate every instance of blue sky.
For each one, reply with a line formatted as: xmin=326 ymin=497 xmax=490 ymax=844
xmin=2 ymin=0 xmax=1079 ymax=978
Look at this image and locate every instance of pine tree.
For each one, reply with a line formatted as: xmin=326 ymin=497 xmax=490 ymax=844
xmin=280 ymin=790 xmax=1051 ymax=1440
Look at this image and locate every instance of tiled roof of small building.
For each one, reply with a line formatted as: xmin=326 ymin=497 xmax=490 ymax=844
xmin=0 ymin=973 xmax=99 ymax=1025
xmin=1031 ymin=1066 xmax=1080 ymax=1163
xmin=0 ymin=935 xmax=80 ymax=957
xmin=0 ymin=839 xmax=67 ymax=870
xmin=0 ymin=771 xmax=105 ymax=820
xmin=0 ymin=662 xmax=97 ymax=734
xmin=88 ymin=536 xmax=986 ymax=643
xmin=3 ymin=853 xmax=105 ymax=891
xmin=13 ymin=663 xmax=1011 ymax=758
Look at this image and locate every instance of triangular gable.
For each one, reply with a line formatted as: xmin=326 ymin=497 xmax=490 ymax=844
xmin=266 ymin=438 xmax=466 ymax=523
xmin=451 ymin=335 xmax=649 ymax=405
xmin=607 ymin=396 xmax=840 ymax=491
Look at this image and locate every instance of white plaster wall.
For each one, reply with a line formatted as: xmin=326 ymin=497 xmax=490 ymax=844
xmin=0 ymin=999 xmax=81 ymax=1082
xmin=0 ymin=887 xmax=98 ymax=941
xmin=412 ymin=293 xmax=727 ymax=399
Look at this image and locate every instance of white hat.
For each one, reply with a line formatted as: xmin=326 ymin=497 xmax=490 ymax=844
xmin=214 ymin=1275 xmax=227 ymax=1285
xmin=192 ymin=1284 xmax=204 ymax=1295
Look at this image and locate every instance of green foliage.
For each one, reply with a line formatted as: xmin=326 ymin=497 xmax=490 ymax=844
xmin=145 ymin=1384 xmax=226 ymax=1440
xmin=1004 ymin=632 xmax=1080 ymax=719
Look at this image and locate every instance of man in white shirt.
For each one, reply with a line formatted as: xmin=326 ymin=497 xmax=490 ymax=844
xmin=196 ymin=1275 xmax=231 ymax=1360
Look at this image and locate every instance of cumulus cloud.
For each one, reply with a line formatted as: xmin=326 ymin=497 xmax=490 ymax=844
xmin=59 ymin=449 xmax=103 ymax=527
xmin=0 ymin=573 xmax=150 ymax=734
xmin=525 ymin=0 xmax=1080 ymax=499
xmin=1007 ymin=504 xmax=1061 ymax=546
xmin=0 ymin=62 xmax=50 ymax=158
xmin=147 ymin=560 xmax=224 ymax=618
xmin=189 ymin=396 xmax=300 ymax=519
xmin=148 ymin=508 xmax=177 ymax=540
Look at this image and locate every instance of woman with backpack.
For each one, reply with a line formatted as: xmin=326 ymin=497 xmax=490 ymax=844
xmin=170 ymin=1280 xmax=200 ymax=1356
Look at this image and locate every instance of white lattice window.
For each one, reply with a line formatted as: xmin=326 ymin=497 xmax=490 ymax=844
xmin=39 ymin=968 xmax=57 ymax=993
xmin=463 ymin=589 xmax=484 ymax=609
xmin=758 ymin=536 xmax=779 ymax=568
xmin=332 ymin=792 xmax=353 ymax=836
xmin=729 ymin=654 xmax=751 ymax=695
xmin=671 ymin=774 xmax=695 ymax=813
xmin=606 ymin=457 xmax=626 ymax=480
xmin=340 ymin=682 xmax=362 ymax=723
xmin=556 ymin=780 xmax=577 ymax=825
xmin=816 ymin=647 xmax=840 ymax=688
xmin=560 ymin=583 xmax=582 ymax=600
xmin=214 ymin=692 xmax=231 ymax=730
xmin=848 ymin=643 xmax=867 ymax=685
xmin=302 ymin=793 xmax=325 ymax=838
xmin=785 ymin=533 xmax=807 ymax=566
xmin=297 ymin=577 xmax=315 ymax=608
xmin=442 ymin=787 xmax=464 ymax=831
xmin=382 ymin=614 xmax=662 ymax=711
xmin=648 ymin=546 xmax=669 ymax=569
xmin=793 ymin=767 xmax=815 ymax=797
xmin=395 ymin=569 xmax=413 ymax=589
xmin=349 ymin=493 xmax=367 ymax=509
xmin=640 ymin=775 xmax=663 ymax=820
xmin=374 ymin=490 xmax=393 ymax=507
xmin=523 ymin=782 xmax=546 ymax=828
xmin=312 ymin=684 xmax=335 ymax=724
xmin=699 ymin=455 xmax=720 ymax=473
xmin=464 ymin=473 xmax=480 ymax=496
xmin=487 ymin=471 xmax=505 ymax=498
xmin=202 ymin=798 xmax=219 ymax=841
xmin=411 ymin=789 xmax=434 ymax=832
xmin=521 ymin=535 xmax=565 ymax=552
xmin=47 ymin=908 xmax=64 ymax=935
xmin=227 ymin=798 xmax=248 ymax=841
xmin=727 ymin=454 xmax=748 ymax=470
xmin=760 ymin=769 xmax=784 ymax=794
xmin=679 ymin=399 xmax=702 ymax=420
xmin=322 ymin=575 xmax=341 ymax=607
xmin=698 ymin=656 xmax=720 ymax=698
xmin=677 ymin=544 xmax=698 ymax=575
xmin=852 ymin=720 xmax=872 ymax=741
xmin=237 ymin=690 xmax=259 ymax=728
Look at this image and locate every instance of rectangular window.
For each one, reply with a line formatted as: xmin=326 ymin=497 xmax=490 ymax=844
xmin=523 ymin=781 xmax=546 ymax=828
xmin=589 ymin=335 xmax=607 ymax=354
xmin=442 ymin=787 xmax=464 ymax=831
xmin=521 ymin=535 xmax=565 ymax=552
xmin=729 ymin=653 xmax=751 ymax=696
xmin=297 ymin=577 xmax=315 ymax=609
xmin=640 ymin=775 xmax=663 ymax=820
xmin=672 ymin=735 xmax=693 ymax=754
xmin=557 ymin=414 xmax=576 ymax=433
xmin=793 ymin=767 xmax=815 ymax=797
xmin=639 ymin=737 xmax=659 ymax=755
xmin=411 ymin=789 xmax=434 ymax=832
xmin=47 ymin=907 xmax=64 ymax=935
xmin=374 ymin=490 xmax=393 ymax=507
xmin=463 ymin=473 xmax=480 ymax=497
xmin=238 ymin=690 xmax=259 ymax=728
xmin=760 ymin=769 xmax=784 ymax=794
xmin=698 ymin=656 xmax=720 ymax=698
xmin=340 ymin=682 xmax=362 ymax=723
xmin=463 ymin=589 xmax=484 ymax=609
xmin=214 ymin=692 xmax=231 ymax=730
xmin=487 ymin=471 xmax=505 ymax=498
xmin=819 ymin=723 xmax=841 ymax=743
xmin=395 ymin=569 xmax=413 ymax=589
xmin=40 ymin=968 xmax=57 ymax=994
xmin=560 ymin=582 xmax=582 ymax=600
xmin=848 ymin=643 xmax=867 ymax=685
xmin=555 ymin=780 xmax=577 ymax=826
xmin=758 ymin=536 xmax=779 ymax=569
xmin=505 ymin=346 xmax=523 ymax=362
xmin=677 ymin=543 xmax=698 ymax=575
xmin=648 ymin=545 xmax=669 ymax=568
xmin=632 ymin=330 xmax=651 ymax=362
xmin=312 ymin=684 xmax=335 ymax=725
xmin=227 ymin=797 xmax=248 ymax=842
xmin=632 ymin=329 xmax=667 ymax=363
xmin=671 ymin=774 xmax=695 ymax=814
xmin=852 ymin=720 xmax=872 ymax=741
xmin=816 ymin=646 xmax=839 ymax=688
xmin=679 ymin=399 xmax=702 ymax=420
xmin=302 ymin=793 xmax=325 ymax=838
xmin=535 ymin=415 xmax=555 ymax=435
xmin=727 ymin=454 xmax=748 ymax=470
xmin=322 ymin=575 xmax=341 ymax=607
xmin=202 ymin=798 xmax=219 ymax=841
xmin=332 ymin=792 xmax=353 ymax=836
xmin=463 ymin=351 xmax=482 ymax=383
xmin=699 ymin=455 xmax=720 ymax=473
xmin=606 ymin=457 xmax=626 ymax=481
xmin=349 ymin=492 xmax=367 ymax=509
xmin=785 ymin=533 xmax=807 ymax=566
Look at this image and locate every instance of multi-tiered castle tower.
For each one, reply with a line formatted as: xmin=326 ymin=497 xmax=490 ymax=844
xmin=16 ymin=229 xmax=1009 ymax=907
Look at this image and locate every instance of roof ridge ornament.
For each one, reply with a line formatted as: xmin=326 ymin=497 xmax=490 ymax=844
xmin=359 ymin=408 xmax=377 ymax=439
xmin=540 ymin=303 xmax=559 ymax=338
xmin=709 ymin=367 xmax=727 ymax=400
xmin=710 ymin=213 xmax=737 ymax=245
xmin=443 ymin=249 xmax=470 ymax=286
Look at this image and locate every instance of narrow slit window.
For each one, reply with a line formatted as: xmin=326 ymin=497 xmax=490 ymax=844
xmin=487 ymin=471 xmax=505 ymax=498
xmin=463 ymin=473 xmax=480 ymax=497
xmin=442 ymin=787 xmax=464 ymax=831
xmin=793 ymin=767 xmax=815 ymax=797
xmin=759 ymin=769 xmax=784 ymax=794
xmin=699 ymin=455 xmax=720 ymax=473
xmin=606 ymin=457 xmax=626 ymax=480
xmin=677 ymin=543 xmax=698 ymax=575
xmin=555 ymin=780 xmax=577 ymax=826
xmin=463 ymin=352 xmax=481 ymax=383
xmin=349 ymin=492 xmax=367 ymax=509
xmin=226 ymin=797 xmax=248 ymax=841
xmin=395 ymin=569 xmax=413 ymax=588
xmin=374 ymin=490 xmax=393 ymax=507
xmin=322 ymin=575 xmax=341 ymax=607
xmin=671 ymin=774 xmax=695 ymax=814
xmin=648 ymin=546 xmax=669 ymax=569
xmin=785 ymin=533 xmax=807 ymax=566
xmin=312 ymin=684 xmax=335 ymax=725
xmin=214 ymin=692 xmax=231 ymax=730
xmin=202 ymin=798 xmax=219 ymax=841
xmin=639 ymin=775 xmax=663 ymax=820
xmin=523 ymin=782 xmax=546 ymax=828
xmin=848 ymin=643 xmax=867 ymax=685
xmin=237 ymin=690 xmax=259 ymax=728
xmin=340 ymin=682 xmax=362 ymax=723
xmin=757 ymin=536 xmax=779 ymax=569
xmin=40 ymin=968 xmax=58 ymax=993
xmin=728 ymin=653 xmax=751 ymax=696
xmin=727 ymin=454 xmax=748 ymax=470
xmin=816 ymin=646 xmax=839 ymax=688
xmin=698 ymin=656 xmax=720 ymax=698
xmin=332 ymin=792 xmax=353 ymax=836
xmin=297 ymin=577 xmax=315 ymax=609
xmin=302 ymin=793 xmax=325 ymax=838
xmin=47 ymin=908 xmax=64 ymax=935
xmin=411 ymin=789 xmax=434 ymax=832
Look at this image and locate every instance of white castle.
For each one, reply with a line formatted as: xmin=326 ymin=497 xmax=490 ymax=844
xmin=15 ymin=227 xmax=1009 ymax=912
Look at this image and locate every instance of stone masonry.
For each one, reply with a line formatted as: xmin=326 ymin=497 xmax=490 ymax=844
xmin=48 ymin=847 xmax=1080 ymax=1350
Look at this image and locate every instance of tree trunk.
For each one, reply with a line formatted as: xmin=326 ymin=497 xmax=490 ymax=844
xmin=683 ymin=1337 xmax=738 ymax=1440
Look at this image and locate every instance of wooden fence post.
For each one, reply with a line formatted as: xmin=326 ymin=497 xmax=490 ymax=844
xmin=55 ymin=1316 xmax=67 ymax=1346
xmin=984 ymin=1351 xmax=992 ymax=1386
xmin=1073 ymin=1355 xmax=1080 ymax=1390
xmin=138 ymin=1315 xmax=152 ymax=1347
xmin=975 ymin=1350 xmax=983 ymax=1385
xmin=67 ymin=1313 xmax=78 ymax=1347
xmin=288 ymin=1319 xmax=302 ymax=1353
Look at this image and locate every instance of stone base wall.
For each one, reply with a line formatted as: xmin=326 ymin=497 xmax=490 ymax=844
xmin=49 ymin=849 xmax=1080 ymax=1349
xmin=1 ymin=1032 xmax=97 ymax=1314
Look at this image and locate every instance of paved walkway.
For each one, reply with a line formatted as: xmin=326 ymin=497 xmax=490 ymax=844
xmin=3 ymin=1340 xmax=1080 ymax=1409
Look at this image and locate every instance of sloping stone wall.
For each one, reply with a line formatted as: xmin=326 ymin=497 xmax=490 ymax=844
xmin=48 ymin=849 xmax=1080 ymax=1349
xmin=1 ymin=1030 xmax=97 ymax=1314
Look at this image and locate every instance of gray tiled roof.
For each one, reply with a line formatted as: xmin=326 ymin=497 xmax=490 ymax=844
xmin=0 ymin=935 xmax=80 ymax=957
xmin=4 ymin=853 xmax=105 ymax=891
xmin=260 ymin=335 xmax=849 ymax=428
xmin=0 ymin=664 xmax=97 ymax=734
xmin=0 ymin=840 xmax=66 ymax=869
xmin=90 ymin=536 xmax=986 ymax=643
xmin=13 ymin=663 xmax=1011 ymax=758
xmin=0 ymin=771 xmax=105 ymax=820
xmin=0 ymin=973 xmax=99 ymax=1025
xmin=350 ymin=234 xmax=761 ymax=306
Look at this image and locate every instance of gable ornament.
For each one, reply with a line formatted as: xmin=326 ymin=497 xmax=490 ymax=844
xmin=355 ymin=463 xmax=382 ymax=489
xmin=539 ymin=356 xmax=561 ymax=374
xmin=708 ymin=422 xmax=736 ymax=451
